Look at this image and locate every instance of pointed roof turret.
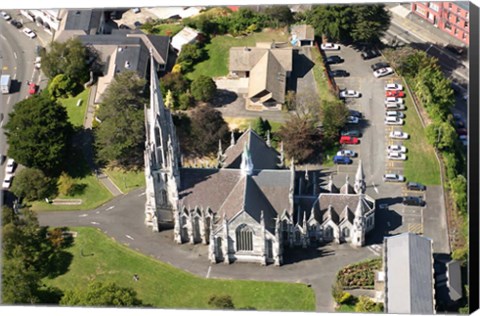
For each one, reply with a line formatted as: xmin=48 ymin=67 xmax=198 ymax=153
xmin=240 ymin=142 xmax=254 ymax=175
xmin=230 ymin=130 xmax=236 ymax=147
xmin=354 ymin=160 xmax=366 ymax=194
xmin=340 ymin=174 xmax=355 ymax=194
xmin=266 ymin=130 xmax=271 ymax=147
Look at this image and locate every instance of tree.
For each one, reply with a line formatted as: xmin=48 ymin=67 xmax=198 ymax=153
xmin=1 ymin=256 xmax=42 ymax=304
xmin=191 ymin=75 xmax=217 ymax=102
xmin=94 ymin=71 xmax=147 ymax=169
xmin=284 ymin=90 xmax=297 ymax=111
xmin=4 ymin=94 xmax=73 ymax=176
xmin=58 ymin=172 xmax=75 ymax=196
xmin=41 ymin=38 xmax=89 ymax=86
xmin=320 ymin=100 xmax=349 ymax=147
xmin=189 ymin=105 xmax=230 ymax=155
xmin=208 ymin=294 xmax=235 ymax=309
xmin=263 ymin=5 xmax=293 ymax=27
xmin=450 ymin=174 xmax=467 ymax=213
xmin=354 ymin=296 xmax=383 ymax=312
xmin=278 ymin=116 xmax=322 ymax=163
xmin=331 ymin=281 xmax=345 ymax=304
xmin=60 ymin=281 xmax=143 ymax=307
xmin=177 ymin=43 xmax=206 ymax=72
xmin=10 ymin=168 xmax=55 ymax=201
xmin=351 ymin=4 xmax=391 ymax=43
xmin=178 ymin=91 xmax=195 ymax=110
xmin=48 ymin=73 xmax=78 ymax=98
xmin=253 ymin=117 xmax=271 ymax=138
xmin=307 ymin=5 xmax=354 ymax=42
xmin=160 ymin=72 xmax=190 ymax=99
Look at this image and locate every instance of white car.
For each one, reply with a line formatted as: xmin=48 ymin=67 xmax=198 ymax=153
xmin=336 ymin=150 xmax=357 ymax=158
xmin=5 ymin=158 xmax=15 ymax=174
xmin=23 ymin=28 xmax=37 ymax=39
xmin=386 ymin=111 xmax=405 ymax=119
xmin=385 ymin=117 xmax=404 ymax=125
xmin=373 ymin=67 xmax=394 ymax=78
xmin=387 ymin=144 xmax=407 ymax=153
xmin=2 ymin=174 xmax=13 ymax=189
xmin=384 ymin=97 xmax=404 ymax=105
xmin=1 ymin=11 xmax=11 ymax=20
xmin=388 ymin=152 xmax=407 ymax=160
xmin=389 ymin=130 xmax=409 ymax=139
xmin=383 ymin=173 xmax=405 ymax=182
xmin=35 ymin=56 xmax=42 ymax=69
xmin=385 ymin=103 xmax=405 ymax=111
xmin=339 ymin=89 xmax=361 ymax=98
xmin=384 ymin=83 xmax=404 ymax=91
xmin=321 ymin=42 xmax=340 ymax=50
xmin=459 ymin=135 xmax=467 ymax=141
xmin=346 ymin=116 xmax=359 ymax=124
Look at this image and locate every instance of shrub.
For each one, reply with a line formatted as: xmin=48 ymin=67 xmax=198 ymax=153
xmin=208 ymin=294 xmax=234 ymax=309
xmin=331 ymin=281 xmax=344 ymax=304
xmin=57 ymin=172 xmax=75 ymax=196
xmin=354 ymin=296 xmax=383 ymax=312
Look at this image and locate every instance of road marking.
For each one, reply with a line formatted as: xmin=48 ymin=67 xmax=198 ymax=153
xmin=91 ymin=221 xmax=100 ymax=225
xmin=6 ymin=95 xmax=11 ymax=105
xmin=13 ymin=73 xmax=17 ymax=80
xmin=206 ymin=266 xmax=211 ymax=278
xmin=138 ymin=192 xmax=146 ymax=197
xmin=125 ymin=234 xmax=134 ymax=240
xmin=0 ymin=34 xmax=5 ymax=41
xmin=79 ymin=214 xmax=88 ymax=217
xmin=13 ymin=52 xmax=17 ymax=59
xmin=105 ymin=206 xmax=114 ymax=211
xmin=372 ymin=182 xmax=379 ymax=194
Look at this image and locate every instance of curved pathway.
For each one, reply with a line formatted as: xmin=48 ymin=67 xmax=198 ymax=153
xmin=37 ymin=188 xmax=377 ymax=312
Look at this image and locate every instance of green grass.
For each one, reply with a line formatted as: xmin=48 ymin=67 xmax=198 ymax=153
xmin=322 ymin=144 xmax=341 ymax=167
xmin=58 ymin=88 xmax=90 ymax=127
xmin=223 ymin=117 xmax=284 ymax=133
xmin=44 ymin=227 xmax=316 ymax=311
xmin=401 ymin=79 xmax=441 ymax=186
xmin=103 ymin=167 xmax=146 ymax=194
xmin=336 ymin=303 xmax=356 ymax=312
xmin=31 ymin=174 xmax=113 ymax=212
xmin=188 ymin=29 xmax=289 ymax=80
xmin=150 ymin=23 xmax=184 ymax=37
xmin=310 ymin=47 xmax=338 ymax=103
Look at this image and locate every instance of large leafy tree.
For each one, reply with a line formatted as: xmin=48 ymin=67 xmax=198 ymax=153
xmin=351 ymin=4 xmax=390 ymax=43
xmin=94 ymin=71 xmax=147 ymax=169
xmin=4 ymin=94 xmax=73 ymax=176
xmin=10 ymin=168 xmax=56 ymax=201
xmin=189 ymin=105 xmax=230 ymax=155
xmin=41 ymin=38 xmax=89 ymax=85
xmin=278 ymin=116 xmax=322 ymax=163
xmin=263 ymin=5 xmax=293 ymax=27
xmin=191 ymin=75 xmax=217 ymax=102
xmin=307 ymin=5 xmax=354 ymax=42
xmin=320 ymin=100 xmax=349 ymax=147
xmin=60 ymin=281 xmax=143 ymax=307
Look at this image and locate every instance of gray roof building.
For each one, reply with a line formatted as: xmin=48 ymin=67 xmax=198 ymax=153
xmin=384 ymin=233 xmax=436 ymax=314
xmin=54 ymin=9 xmax=106 ymax=42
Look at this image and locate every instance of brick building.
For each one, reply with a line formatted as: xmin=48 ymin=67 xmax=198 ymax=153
xmin=411 ymin=2 xmax=469 ymax=45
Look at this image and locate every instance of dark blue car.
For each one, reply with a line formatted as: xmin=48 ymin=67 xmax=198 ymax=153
xmin=333 ymin=155 xmax=352 ymax=165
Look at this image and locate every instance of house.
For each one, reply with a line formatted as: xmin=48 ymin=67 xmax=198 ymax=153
xmin=144 ymin=52 xmax=376 ymax=265
xmin=54 ymin=9 xmax=107 ymax=42
xmin=229 ymin=42 xmax=293 ymax=111
xmin=171 ymin=26 xmax=199 ymax=52
xmin=78 ymin=30 xmax=170 ymax=104
xmin=381 ymin=233 xmax=436 ymax=314
xmin=290 ymin=24 xmax=315 ymax=47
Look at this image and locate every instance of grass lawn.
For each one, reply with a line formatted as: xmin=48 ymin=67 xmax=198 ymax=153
xmin=336 ymin=303 xmax=356 ymax=312
xmin=30 ymin=174 xmax=113 ymax=212
xmin=402 ymin=80 xmax=441 ymax=186
xmin=223 ymin=117 xmax=284 ymax=133
xmin=103 ymin=167 xmax=146 ymax=194
xmin=188 ymin=29 xmax=289 ymax=80
xmin=310 ymin=47 xmax=338 ymax=103
xmin=58 ymin=88 xmax=90 ymax=127
xmin=322 ymin=144 xmax=341 ymax=167
xmin=149 ymin=23 xmax=184 ymax=37
xmin=44 ymin=227 xmax=316 ymax=311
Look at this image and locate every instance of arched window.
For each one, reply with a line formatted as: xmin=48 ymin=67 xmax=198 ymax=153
xmin=236 ymin=225 xmax=253 ymax=251
xmin=342 ymin=227 xmax=350 ymax=238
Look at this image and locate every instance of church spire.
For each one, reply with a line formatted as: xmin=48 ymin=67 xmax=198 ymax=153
xmin=354 ymin=160 xmax=366 ymax=194
xmin=240 ymin=142 xmax=254 ymax=175
xmin=217 ymin=139 xmax=224 ymax=168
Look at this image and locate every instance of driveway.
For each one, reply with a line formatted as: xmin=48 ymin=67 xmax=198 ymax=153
xmin=37 ymin=188 xmax=377 ymax=312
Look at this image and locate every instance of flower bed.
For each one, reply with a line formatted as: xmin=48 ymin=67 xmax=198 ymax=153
xmin=336 ymin=258 xmax=382 ymax=289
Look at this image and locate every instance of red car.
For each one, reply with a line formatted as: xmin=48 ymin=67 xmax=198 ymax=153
xmin=339 ymin=135 xmax=359 ymax=145
xmin=28 ymin=83 xmax=38 ymax=95
xmin=385 ymin=90 xmax=405 ymax=98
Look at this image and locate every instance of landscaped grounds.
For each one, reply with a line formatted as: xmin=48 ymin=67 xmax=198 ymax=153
xmin=44 ymin=227 xmax=316 ymax=311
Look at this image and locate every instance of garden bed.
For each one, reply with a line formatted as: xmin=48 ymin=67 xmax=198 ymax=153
xmin=336 ymin=258 xmax=382 ymax=289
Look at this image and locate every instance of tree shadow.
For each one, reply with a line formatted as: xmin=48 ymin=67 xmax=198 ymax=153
xmin=282 ymin=244 xmax=335 ymax=265
xmin=46 ymin=251 xmax=74 ymax=279
xmin=365 ymin=199 xmax=403 ymax=245
xmin=66 ymin=128 xmax=96 ymax=179
xmin=287 ymin=49 xmax=316 ymax=92
xmin=211 ymin=89 xmax=238 ymax=107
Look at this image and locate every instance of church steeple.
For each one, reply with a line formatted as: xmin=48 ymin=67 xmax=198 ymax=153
xmin=354 ymin=160 xmax=366 ymax=194
xmin=240 ymin=143 xmax=254 ymax=175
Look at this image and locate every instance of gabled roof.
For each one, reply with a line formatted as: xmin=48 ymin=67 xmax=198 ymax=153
xmin=229 ymin=45 xmax=293 ymax=72
xmin=224 ymin=129 xmax=280 ymax=170
xmin=384 ymin=233 xmax=435 ymax=314
xmin=312 ymin=193 xmax=373 ymax=225
xmin=249 ymin=50 xmax=287 ymax=104
xmin=171 ymin=26 xmax=199 ymax=51
xmin=64 ymin=9 xmax=103 ymax=33
xmin=446 ymin=260 xmax=463 ymax=301
xmin=291 ymin=24 xmax=315 ymax=41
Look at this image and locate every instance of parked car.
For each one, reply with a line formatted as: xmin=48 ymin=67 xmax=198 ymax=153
xmin=384 ymin=83 xmax=403 ymax=91
xmin=454 ymin=120 xmax=465 ymax=128
xmin=28 ymin=83 xmax=38 ymax=95
xmin=325 ymin=55 xmax=344 ymax=64
xmin=444 ymin=44 xmax=465 ymax=56
xmin=5 ymin=158 xmax=15 ymax=174
xmin=361 ymin=49 xmax=381 ymax=60
xmin=459 ymin=135 xmax=467 ymax=141
xmin=388 ymin=151 xmax=407 ymax=160
xmin=339 ymin=89 xmax=361 ymax=98
xmin=349 ymin=110 xmax=362 ymax=118
xmin=321 ymin=42 xmax=340 ymax=50
xmin=9 ymin=19 xmax=22 ymax=28
xmin=132 ymin=7 xmax=141 ymax=13
xmin=373 ymin=67 xmax=394 ymax=78
xmin=389 ymin=130 xmax=409 ymax=139
xmin=22 ymin=27 xmax=37 ymax=39
xmin=402 ymin=196 xmax=426 ymax=207
xmin=336 ymin=150 xmax=357 ymax=158
xmin=2 ymin=174 xmax=13 ymax=189
xmin=453 ymin=113 xmax=462 ymax=121
xmin=406 ymin=182 xmax=426 ymax=191
xmin=384 ymin=97 xmax=404 ymax=105
xmin=346 ymin=116 xmax=359 ymax=124
xmin=385 ymin=111 xmax=405 ymax=119
xmin=341 ymin=130 xmax=362 ymax=138
xmin=387 ymin=144 xmax=407 ymax=153
xmin=385 ymin=116 xmax=404 ymax=125
xmin=385 ymin=103 xmax=405 ymax=111
xmin=1 ymin=11 xmax=11 ymax=20
xmin=330 ymin=70 xmax=349 ymax=77
xmin=456 ymin=128 xmax=467 ymax=136
xmin=339 ymin=135 xmax=359 ymax=145
xmin=333 ymin=155 xmax=352 ymax=164
xmin=385 ymin=90 xmax=405 ymax=98
xmin=371 ymin=62 xmax=390 ymax=71
xmin=34 ymin=57 xmax=42 ymax=69
xmin=383 ymin=173 xmax=405 ymax=182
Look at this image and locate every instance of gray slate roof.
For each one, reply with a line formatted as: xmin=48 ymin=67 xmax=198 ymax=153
xmin=384 ymin=233 xmax=435 ymax=314
xmin=311 ymin=193 xmax=372 ymax=225
xmin=65 ymin=9 xmax=103 ymax=34
xmin=291 ymin=24 xmax=315 ymax=41
xmin=446 ymin=260 xmax=463 ymax=301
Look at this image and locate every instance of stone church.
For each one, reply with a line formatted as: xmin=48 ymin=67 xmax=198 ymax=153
xmin=144 ymin=55 xmax=376 ymax=266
